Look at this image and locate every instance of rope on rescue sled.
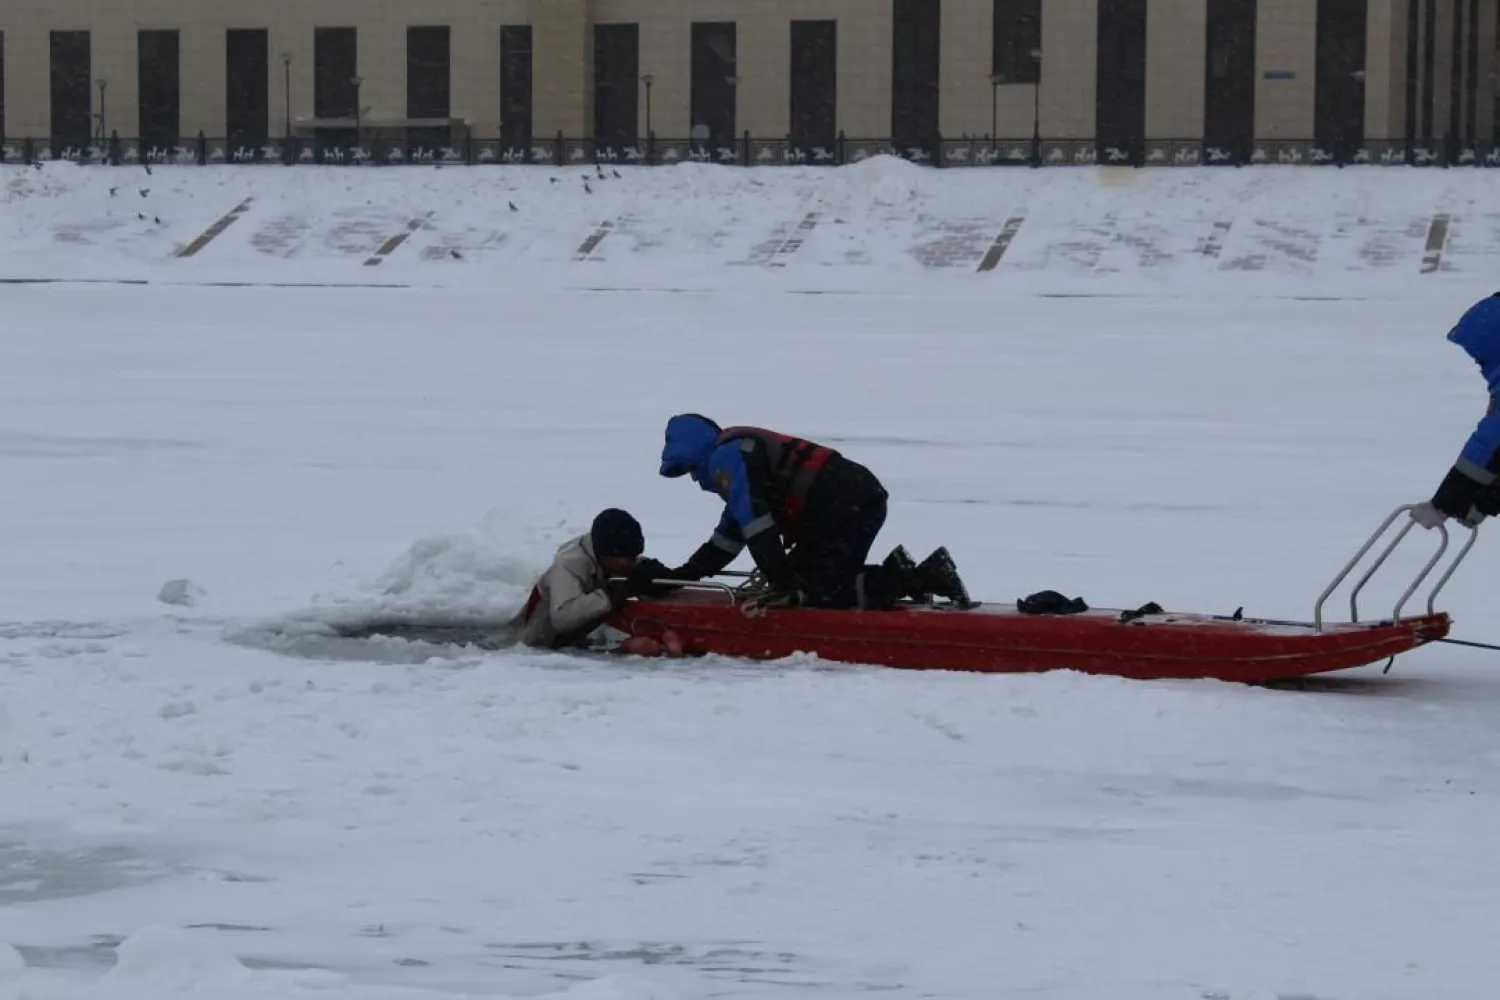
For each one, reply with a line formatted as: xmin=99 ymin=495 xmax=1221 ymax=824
xmin=1383 ymin=636 xmax=1500 ymax=674
xmin=1421 ymin=636 xmax=1500 ymax=654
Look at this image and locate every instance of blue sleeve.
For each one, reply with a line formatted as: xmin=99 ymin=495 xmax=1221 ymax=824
xmin=714 ymin=506 xmax=742 ymax=539
xmin=1459 ymin=406 xmax=1500 ymax=473
xmin=704 ymin=444 xmax=758 ymax=529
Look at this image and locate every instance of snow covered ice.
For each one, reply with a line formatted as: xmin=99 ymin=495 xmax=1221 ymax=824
xmin=2 ymin=157 xmax=1500 ymax=1000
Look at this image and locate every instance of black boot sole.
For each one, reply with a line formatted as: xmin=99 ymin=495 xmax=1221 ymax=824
xmin=916 ymin=547 xmax=972 ymax=607
xmin=882 ymin=545 xmax=929 ymax=602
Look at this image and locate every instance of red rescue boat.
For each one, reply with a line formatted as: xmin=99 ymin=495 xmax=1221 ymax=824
xmin=605 ymin=506 xmax=1478 ymax=684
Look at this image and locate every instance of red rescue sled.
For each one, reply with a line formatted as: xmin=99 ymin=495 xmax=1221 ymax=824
xmin=606 ymin=505 xmax=1478 ymax=684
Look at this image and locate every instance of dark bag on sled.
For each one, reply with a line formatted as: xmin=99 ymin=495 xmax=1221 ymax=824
xmin=1016 ymin=590 xmax=1089 ymax=615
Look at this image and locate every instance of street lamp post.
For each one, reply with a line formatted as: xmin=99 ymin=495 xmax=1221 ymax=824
xmin=1350 ymin=69 xmax=1367 ymax=164
xmin=641 ymin=73 xmax=654 ymax=154
xmin=989 ymin=73 xmax=1002 ymax=151
xmin=351 ymin=75 xmax=364 ymax=147
xmin=96 ymin=77 xmax=108 ymax=148
xmin=281 ymin=52 xmax=292 ymax=141
xmin=725 ymin=74 xmax=739 ymax=157
xmin=1030 ymin=48 xmax=1043 ymax=167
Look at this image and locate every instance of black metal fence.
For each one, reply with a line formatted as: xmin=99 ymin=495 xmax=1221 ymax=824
xmin=3 ymin=130 xmax=1496 ymax=169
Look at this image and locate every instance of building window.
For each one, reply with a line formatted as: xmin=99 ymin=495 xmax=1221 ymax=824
xmin=891 ymin=0 xmax=940 ymax=152
xmin=50 ymin=30 xmax=92 ymax=151
xmin=992 ymin=0 xmax=1041 ymax=85
xmin=790 ymin=20 xmax=837 ymax=152
xmin=1463 ymin=0 xmax=1477 ymax=144
xmin=0 ymin=32 xmax=6 ymax=144
xmin=691 ymin=22 xmax=736 ymax=152
xmin=314 ymin=26 xmax=358 ymax=145
xmin=1422 ymin=0 xmax=1435 ymax=139
xmin=1403 ymin=0 xmax=1419 ymax=144
xmin=594 ymin=23 xmax=639 ymax=150
xmin=1493 ymin=0 xmax=1500 ymax=143
xmin=226 ymin=29 xmax=269 ymax=155
xmin=1204 ymin=0 xmax=1255 ymax=161
xmin=138 ymin=30 xmax=181 ymax=156
xmin=1446 ymin=0 xmax=1462 ymax=144
xmin=1313 ymin=0 xmax=1366 ymax=155
xmin=407 ymin=25 xmax=451 ymax=152
xmin=1096 ymin=0 xmax=1147 ymax=163
xmin=500 ymin=25 xmax=533 ymax=147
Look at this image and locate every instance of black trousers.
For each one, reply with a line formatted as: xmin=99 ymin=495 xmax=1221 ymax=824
xmin=790 ymin=456 xmax=894 ymax=609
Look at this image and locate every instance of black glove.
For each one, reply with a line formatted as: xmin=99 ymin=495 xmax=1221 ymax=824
xmin=670 ymin=541 xmax=735 ymax=582
xmin=1431 ymin=463 xmax=1495 ymax=526
xmin=604 ymin=579 xmax=633 ymax=610
xmin=1478 ymin=483 xmax=1500 ymax=518
xmin=628 ymin=557 xmax=679 ymax=598
xmin=745 ymin=530 xmax=799 ymax=594
xmin=631 ymin=557 xmax=673 ymax=583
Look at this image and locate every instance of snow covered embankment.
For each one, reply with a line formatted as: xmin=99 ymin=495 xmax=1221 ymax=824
xmin=3 ymin=156 xmax=1498 ymax=297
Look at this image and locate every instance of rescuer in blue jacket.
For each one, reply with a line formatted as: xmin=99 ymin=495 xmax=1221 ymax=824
xmin=656 ymin=413 xmax=970 ymax=609
xmin=1412 ymin=293 xmax=1500 ymax=530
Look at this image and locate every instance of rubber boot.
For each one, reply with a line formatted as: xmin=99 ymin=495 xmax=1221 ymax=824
xmin=916 ymin=547 xmax=972 ymax=607
xmin=881 ymin=545 xmax=925 ymax=602
xmin=883 ymin=545 xmax=918 ymax=578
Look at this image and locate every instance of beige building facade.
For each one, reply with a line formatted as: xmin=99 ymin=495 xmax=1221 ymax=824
xmin=0 ymin=0 xmax=1495 ymax=166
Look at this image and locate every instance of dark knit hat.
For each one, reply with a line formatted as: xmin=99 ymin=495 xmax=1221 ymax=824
xmin=591 ymin=508 xmax=645 ymax=559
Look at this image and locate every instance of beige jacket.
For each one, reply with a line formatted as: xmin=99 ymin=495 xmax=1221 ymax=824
xmin=514 ymin=533 xmax=616 ymax=649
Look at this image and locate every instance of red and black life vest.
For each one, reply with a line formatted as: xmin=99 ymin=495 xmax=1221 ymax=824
xmin=715 ymin=426 xmax=838 ymax=537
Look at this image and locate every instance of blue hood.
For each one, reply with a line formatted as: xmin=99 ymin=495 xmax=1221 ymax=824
xmin=1448 ymin=294 xmax=1500 ymax=394
xmin=659 ymin=414 xmax=722 ymax=479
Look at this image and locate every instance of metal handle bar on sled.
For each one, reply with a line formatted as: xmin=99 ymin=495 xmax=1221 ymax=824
xmin=607 ymin=575 xmax=743 ymax=606
xmin=1313 ymin=503 xmax=1480 ymax=630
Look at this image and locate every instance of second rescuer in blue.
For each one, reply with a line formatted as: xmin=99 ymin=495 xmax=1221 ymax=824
xmin=1413 ymin=293 xmax=1500 ymax=530
xmin=657 ymin=414 xmax=970 ymax=609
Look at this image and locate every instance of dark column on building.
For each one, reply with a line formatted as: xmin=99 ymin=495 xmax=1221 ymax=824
xmin=50 ymin=30 xmax=92 ymax=150
xmin=691 ymin=21 xmax=737 ymax=153
xmin=593 ymin=23 xmax=639 ymax=149
xmin=407 ymin=25 xmax=452 ymax=152
xmin=1422 ymin=0 xmax=1436 ymax=140
xmin=1096 ymin=0 xmax=1147 ymax=163
xmin=1204 ymin=0 xmax=1256 ymax=162
xmin=891 ymin=0 xmax=940 ymax=154
xmin=0 ymin=32 xmax=7 ymax=144
xmin=790 ymin=20 xmax=837 ymax=152
xmin=1463 ymin=0 xmax=1477 ymax=145
xmin=1314 ymin=0 xmax=1367 ymax=157
xmin=138 ymin=29 xmax=181 ymax=154
xmin=1403 ymin=0 xmax=1419 ymax=149
xmin=1493 ymin=0 xmax=1500 ymax=145
xmin=500 ymin=25 xmax=533 ymax=148
xmin=226 ymin=29 xmax=269 ymax=155
xmin=314 ymin=26 xmax=358 ymax=147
